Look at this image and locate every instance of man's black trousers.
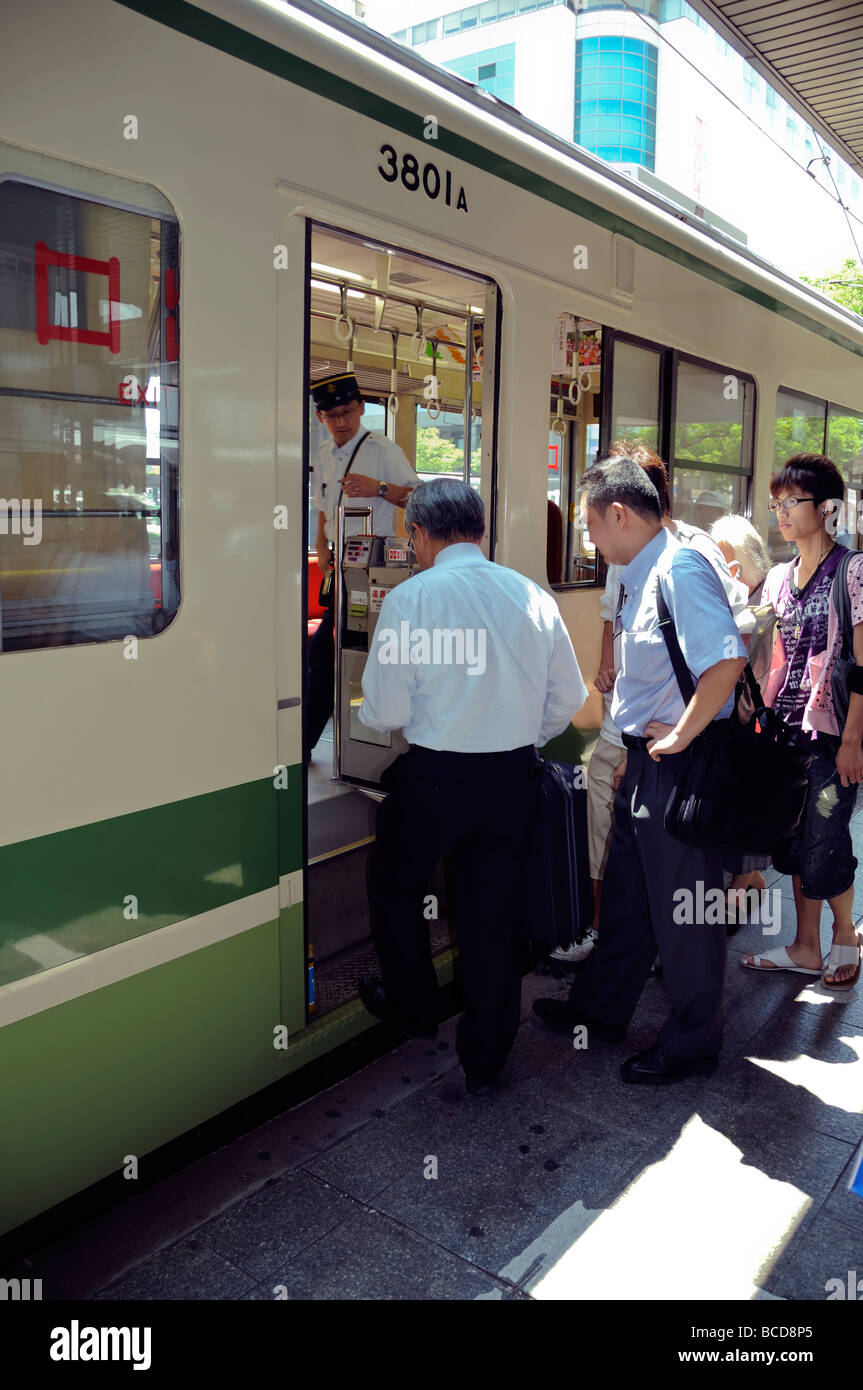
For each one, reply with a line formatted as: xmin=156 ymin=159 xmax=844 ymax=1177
xmin=306 ymin=598 xmax=335 ymax=757
xmin=569 ymin=746 xmax=727 ymax=1059
xmin=369 ymin=744 xmax=539 ymax=1079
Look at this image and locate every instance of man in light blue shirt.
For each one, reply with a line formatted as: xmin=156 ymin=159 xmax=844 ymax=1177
xmin=357 ymin=479 xmax=587 ymax=1094
xmin=535 ymin=455 xmax=746 ymax=1082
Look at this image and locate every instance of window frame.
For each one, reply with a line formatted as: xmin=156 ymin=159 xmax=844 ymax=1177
xmin=563 ymin=327 xmax=755 ymax=588
xmin=0 ymin=171 xmax=181 ymax=653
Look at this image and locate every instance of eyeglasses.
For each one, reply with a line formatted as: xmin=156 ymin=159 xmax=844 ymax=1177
xmin=767 ymin=496 xmax=815 ymax=513
xmin=321 ymin=403 xmax=360 ymax=422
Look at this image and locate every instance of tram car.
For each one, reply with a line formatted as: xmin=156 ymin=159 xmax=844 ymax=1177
xmin=1 ymin=0 xmax=862 ymax=1241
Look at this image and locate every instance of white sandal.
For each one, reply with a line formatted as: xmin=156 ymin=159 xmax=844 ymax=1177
xmin=821 ymin=939 xmax=862 ymax=993
xmin=740 ymin=946 xmax=822 ymax=975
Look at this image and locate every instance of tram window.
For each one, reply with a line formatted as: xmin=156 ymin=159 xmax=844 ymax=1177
xmin=610 ymin=340 xmax=660 ymax=450
xmin=672 ymin=469 xmax=746 ymax=532
xmin=415 ymin=405 xmax=481 ymax=489
xmin=769 ymin=394 xmax=863 ymax=555
xmin=774 ymin=388 xmax=827 ymax=464
xmin=0 ymin=178 xmax=179 ymax=651
xmin=549 ymin=313 xmax=601 ymax=585
xmin=826 ymin=403 xmax=863 ymax=486
xmin=771 ymin=387 xmax=828 ymax=557
xmin=671 ymin=359 xmax=754 ymax=531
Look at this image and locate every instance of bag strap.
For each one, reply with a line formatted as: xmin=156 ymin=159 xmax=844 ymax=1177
xmin=343 ymin=430 xmax=371 ymax=478
xmin=655 ymin=575 xmax=762 ymax=711
xmin=832 ymin=548 xmax=858 ymax=662
xmin=655 ymin=575 xmax=695 ymax=704
xmin=321 ymin=430 xmax=371 ymax=503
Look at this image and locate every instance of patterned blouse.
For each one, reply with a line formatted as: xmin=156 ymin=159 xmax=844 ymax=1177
xmin=762 ymin=546 xmax=863 ymax=735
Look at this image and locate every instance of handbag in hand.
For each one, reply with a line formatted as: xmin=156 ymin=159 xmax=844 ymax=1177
xmin=655 ymin=577 xmax=813 ymax=856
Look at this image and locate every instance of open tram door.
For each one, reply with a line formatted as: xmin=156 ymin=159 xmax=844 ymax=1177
xmin=302 ymin=222 xmax=499 ymax=1018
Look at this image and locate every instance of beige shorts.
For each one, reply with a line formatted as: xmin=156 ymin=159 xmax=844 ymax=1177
xmin=587 ymin=732 xmax=625 ymax=880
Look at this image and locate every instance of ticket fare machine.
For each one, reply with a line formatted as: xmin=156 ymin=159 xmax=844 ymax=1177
xmin=336 ymin=523 xmax=416 ymax=786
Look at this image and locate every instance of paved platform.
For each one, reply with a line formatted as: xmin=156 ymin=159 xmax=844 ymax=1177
xmin=8 ymin=854 xmax=863 ymax=1301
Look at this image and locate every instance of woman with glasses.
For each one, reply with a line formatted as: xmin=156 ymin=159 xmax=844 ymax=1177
xmin=742 ymin=452 xmax=863 ymax=990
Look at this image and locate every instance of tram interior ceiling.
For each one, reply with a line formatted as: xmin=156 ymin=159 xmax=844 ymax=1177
xmin=305 ymin=225 xmax=494 ymax=1019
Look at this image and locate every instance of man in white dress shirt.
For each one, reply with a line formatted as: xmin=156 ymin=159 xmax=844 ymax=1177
xmin=357 ymin=479 xmax=588 ymax=1094
xmin=306 ymin=372 xmax=419 ymax=759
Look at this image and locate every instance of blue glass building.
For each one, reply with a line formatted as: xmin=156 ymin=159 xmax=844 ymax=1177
xmin=575 ymin=35 xmax=658 ymax=168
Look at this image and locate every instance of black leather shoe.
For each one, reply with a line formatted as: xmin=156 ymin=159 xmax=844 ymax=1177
xmin=357 ymin=976 xmax=438 ymax=1041
xmin=465 ymin=1073 xmax=499 ymax=1097
xmin=532 ymin=997 xmax=625 ymax=1042
xmin=620 ymin=1043 xmax=718 ymax=1085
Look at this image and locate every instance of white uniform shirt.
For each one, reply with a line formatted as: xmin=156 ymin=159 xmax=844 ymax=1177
xmin=312 ymin=427 xmax=418 ymax=542
xmin=359 ymin=543 xmax=588 ymax=752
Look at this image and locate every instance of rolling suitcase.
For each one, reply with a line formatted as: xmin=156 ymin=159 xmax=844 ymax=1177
xmin=522 ymin=758 xmax=593 ymax=953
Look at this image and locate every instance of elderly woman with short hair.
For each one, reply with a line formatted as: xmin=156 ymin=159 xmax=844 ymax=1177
xmin=710 ymin=513 xmax=774 ymax=930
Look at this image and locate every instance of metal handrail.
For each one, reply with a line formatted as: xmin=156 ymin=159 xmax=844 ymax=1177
xmin=333 ymin=502 xmax=373 ymax=783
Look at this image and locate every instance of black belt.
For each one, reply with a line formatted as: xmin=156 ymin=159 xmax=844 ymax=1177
xmin=409 ymin=744 xmax=536 ymax=771
xmin=621 ymin=734 xmax=651 ymax=751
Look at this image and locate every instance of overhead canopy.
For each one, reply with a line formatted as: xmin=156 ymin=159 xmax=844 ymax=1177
xmin=689 ymin=0 xmax=863 ymax=177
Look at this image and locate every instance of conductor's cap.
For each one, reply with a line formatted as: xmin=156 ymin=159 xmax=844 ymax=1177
xmin=310 ymin=372 xmax=362 ymax=411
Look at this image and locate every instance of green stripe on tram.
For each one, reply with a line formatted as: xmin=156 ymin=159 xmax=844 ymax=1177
xmin=0 ymin=771 xmax=302 ymax=988
xmin=112 ymin=0 xmax=863 ymax=362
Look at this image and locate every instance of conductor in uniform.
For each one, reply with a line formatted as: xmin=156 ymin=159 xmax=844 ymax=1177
xmin=357 ymin=478 xmax=588 ymax=1094
xmin=307 ymin=372 xmax=419 ymax=760
xmin=534 ymin=456 xmax=746 ymax=1082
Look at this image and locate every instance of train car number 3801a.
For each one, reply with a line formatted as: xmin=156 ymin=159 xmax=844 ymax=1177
xmin=377 ymin=144 xmax=468 ymax=212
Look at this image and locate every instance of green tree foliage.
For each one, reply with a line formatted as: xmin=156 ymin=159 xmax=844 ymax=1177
xmin=675 ymin=423 xmax=742 ymax=468
xmin=800 ymin=258 xmax=863 ymax=317
xmin=415 ymin=426 xmax=464 ymax=473
xmin=415 ymin=426 xmax=482 ymax=475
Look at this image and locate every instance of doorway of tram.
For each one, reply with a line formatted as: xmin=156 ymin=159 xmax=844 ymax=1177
xmin=303 ymin=222 xmax=499 ymax=1018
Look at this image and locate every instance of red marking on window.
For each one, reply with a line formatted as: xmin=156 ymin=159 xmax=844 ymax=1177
xmin=34 ymin=242 xmax=121 ymax=352
xmin=165 ymin=315 xmax=178 ymax=362
xmin=548 ymin=443 xmax=559 ymax=472
xmin=165 ymin=266 xmax=178 ymax=310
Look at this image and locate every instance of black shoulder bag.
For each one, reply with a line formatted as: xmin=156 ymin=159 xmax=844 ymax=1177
xmin=655 ymin=576 xmax=813 ymax=856
xmin=827 ymin=548 xmax=861 ymax=733
xmin=318 ymin=431 xmax=371 ymax=607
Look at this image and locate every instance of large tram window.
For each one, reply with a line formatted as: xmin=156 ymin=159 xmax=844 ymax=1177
xmin=610 ymin=340 xmax=661 ymax=449
xmin=671 ymin=359 xmax=754 ymax=532
xmin=549 ymin=315 xmax=601 ymax=585
xmin=773 ymin=388 xmax=827 ymax=464
xmin=827 ymin=403 xmax=863 ymax=485
xmin=416 ymin=404 xmax=480 ymax=487
xmin=827 ymin=404 xmax=863 ymax=547
xmin=771 ymin=392 xmax=863 ymax=555
xmin=0 ymin=178 xmax=179 ymax=651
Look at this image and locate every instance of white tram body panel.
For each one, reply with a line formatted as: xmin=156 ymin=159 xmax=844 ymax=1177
xmin=0 ymin=0 xmax=861 ymax=1235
